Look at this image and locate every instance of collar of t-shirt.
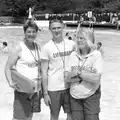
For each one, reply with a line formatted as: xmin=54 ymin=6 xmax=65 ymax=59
xmin=75 ymin=50 xmax=96 ymax=60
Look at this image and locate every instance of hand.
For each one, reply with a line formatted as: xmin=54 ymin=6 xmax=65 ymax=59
xmin=85 ymin=28 xmax=95 ymax=44
xmin=64 ymin=71 xmax=73 ymax=82
xmin=9 ymin=81 xmax=21 ymax=91
xmin=44 ymin=94 xmax=51 ymax=106
xmin=64 ymin=71 xmax=79 ymax=83
xmin=67 ymin=70 xmax=78 ymax=79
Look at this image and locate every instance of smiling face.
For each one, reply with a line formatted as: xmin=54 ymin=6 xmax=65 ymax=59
xmin=76 ymin=32 xmax=89 ymax=50
xmin=25 ymin=27 xmax=37 ymax=42
xmin=49 ymin=22 xmax=64 ymax=40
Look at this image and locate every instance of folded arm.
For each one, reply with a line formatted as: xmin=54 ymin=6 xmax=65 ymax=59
xmin=79 ymin=70 xmax=101 ymax=83
xmin=64 ymin=71 xmax=82 ymax=83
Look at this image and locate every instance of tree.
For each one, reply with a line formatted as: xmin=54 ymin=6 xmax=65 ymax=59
xmin=103 ymin=0 xmax=120 ymax=12
xmin=0 ymin=0 xmax=120 ymax=16
xmin=0 ymin=0 xmax=7 ymax=15
xmin=1 ymin=0 xmax=39 ymax=16
xmin=44 ymin=0 xmax=73 ymax=13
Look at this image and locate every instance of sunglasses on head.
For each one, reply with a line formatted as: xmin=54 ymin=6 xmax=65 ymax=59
xmin=49 ymin=16 xmax=63 ymax=24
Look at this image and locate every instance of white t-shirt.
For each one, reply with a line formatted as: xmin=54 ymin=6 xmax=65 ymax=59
xmin=41 ymin=39 xmax=76 ymax=91
xmin=67 ymin=50 xmax=103 ymax=99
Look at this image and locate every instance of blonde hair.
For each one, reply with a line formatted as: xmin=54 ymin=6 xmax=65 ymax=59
xmin=76 ymin=27 xmax=96 ymax=51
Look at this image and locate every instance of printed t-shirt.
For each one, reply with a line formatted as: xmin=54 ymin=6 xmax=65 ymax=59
xmin=67 ymin=50 xmax=103 ymax=99
xmin=41 ymin=39 xmax=75 ymax=91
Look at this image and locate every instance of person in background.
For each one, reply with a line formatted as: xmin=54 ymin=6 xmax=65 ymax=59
xmin=1 ymin=41 xmax=9 ymax=53
xmin=65 ymin=32 xmax=69 ymax=37
xmin=41 ymin=17 xmax=76 ymax=120
xmin=5 ymin=19 xmax=42 ymax=120
xmin=68 ymin=36 xmax=72 ymax=40
xmin=97 ymin=42 xmax=104 ymax=57
xmin=65 ymin=27 xmax=103 ymax=120
xmin=116 ymin=20 xmax=120 ymax=30
xmin=79 ymin=16 xmax=84 ymax=24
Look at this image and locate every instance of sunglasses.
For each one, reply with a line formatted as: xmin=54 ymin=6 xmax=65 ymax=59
xmin=49 ymin=16 xmax=63 ymax=24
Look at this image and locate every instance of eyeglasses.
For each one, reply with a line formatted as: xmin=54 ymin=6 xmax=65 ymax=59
xmin=49 ymin=16 xmax=63 ymax=24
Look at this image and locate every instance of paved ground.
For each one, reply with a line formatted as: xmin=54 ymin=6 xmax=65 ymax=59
xmin=1 ymin=27 xmax=120 ymax=120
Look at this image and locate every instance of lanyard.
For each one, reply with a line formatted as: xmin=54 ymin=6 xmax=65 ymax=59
xmin=52 ymin=40 xmax=66 ymax=77
xmin=77 ymin=55 xmax=87 ymax=73
xmin=26 ymin=42 xmax=41 ymax=97
xmin=27 ymin=42 xmax=38 ymax=63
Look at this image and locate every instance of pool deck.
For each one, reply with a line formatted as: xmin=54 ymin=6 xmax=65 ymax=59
xmin=1 ymin=28 xmax=120 ymax=120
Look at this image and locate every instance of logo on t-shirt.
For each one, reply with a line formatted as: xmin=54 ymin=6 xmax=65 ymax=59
xmin=71 ymin=64 xmax=97 ymax=73
xmin=27 ymin=62 xmax=38 ymax=68
xmin=53 ymin=51 xmax=72 ymax=58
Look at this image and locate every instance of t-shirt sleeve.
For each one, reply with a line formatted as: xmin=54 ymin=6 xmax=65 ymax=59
xmin=93 ymin=51 xmax=103 ymax=74
xmin=35 ymin=43 xmax=41 ymax=58
xmin=71 ymin=40 xmax=76 ymax=51
xmin=40 ymin=45 xmax=49 ymax=60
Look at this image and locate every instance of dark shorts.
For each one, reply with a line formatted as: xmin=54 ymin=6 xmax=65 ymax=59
xmin=48 ymin=89 xmax=71 ymax=116
xmin=13 ymin=90 xmax=42 ymax=119
xmin=70 ymin=86 xmax=101 ymax=115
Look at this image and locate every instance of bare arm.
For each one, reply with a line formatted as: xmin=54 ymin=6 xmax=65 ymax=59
xmin=41 ymin=59 xmax=51 ymax=106
xmin=64 ymin=71 xmax=81 ymax=83
xmin=79 ymin=70 xmax=101 ymax=83
xmin=66 ymin=69 xmax=101 ymax=83
xmin=5 ymin=43 xmax=21 ymax=87
xmin=41 ymin=59 xmax=49 ymax=95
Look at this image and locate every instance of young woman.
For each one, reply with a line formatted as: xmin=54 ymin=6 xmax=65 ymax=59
xmin=5 ymin=19 xmax=42 ymax=120
xmin=65 ymin=27 xmax=103 ymax=120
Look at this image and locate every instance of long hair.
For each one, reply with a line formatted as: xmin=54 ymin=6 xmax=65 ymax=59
xmin=76 ymin=25 xmax=96 ymax=52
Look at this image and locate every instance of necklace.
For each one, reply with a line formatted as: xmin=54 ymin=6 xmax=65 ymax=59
xmin=77 ymin=55 xmax=87 ymax=73
xmin=26 ymin=42 xmax=38 ymax=62
xmin=53 ymin=39 xmax=66 ymax=77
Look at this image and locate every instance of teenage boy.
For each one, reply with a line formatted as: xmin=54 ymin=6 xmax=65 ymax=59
xmin=41 ymin=17 xmax=76 ymax=120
